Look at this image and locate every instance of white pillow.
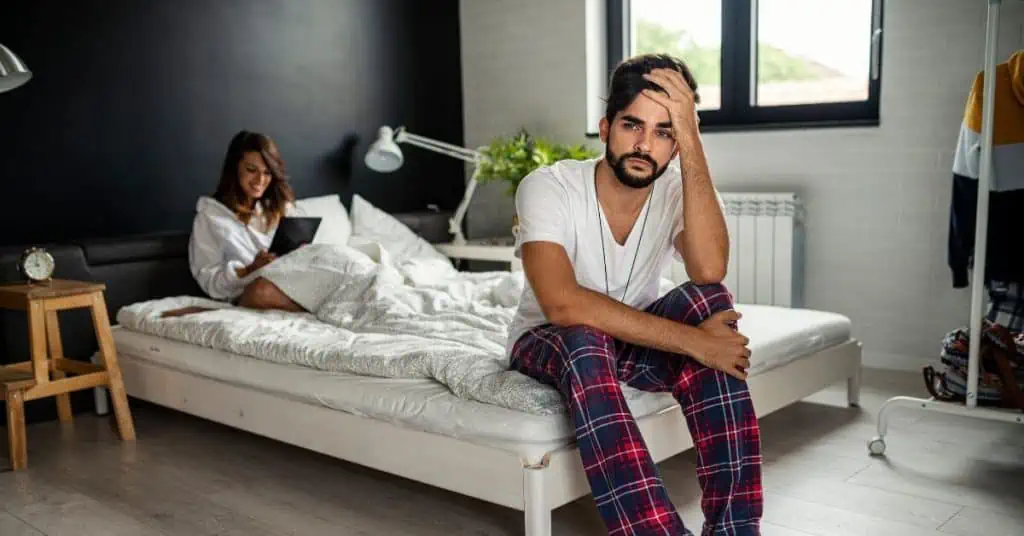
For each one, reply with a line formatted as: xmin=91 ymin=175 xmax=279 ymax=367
xmin=349 ymin=194 xmax=451 ymax=266
xmin=294 ymin=194 xmax=351 ymax=246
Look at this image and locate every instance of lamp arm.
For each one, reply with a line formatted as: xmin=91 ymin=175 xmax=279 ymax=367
xmin=447 ymin=165 xmax=483 ymax=244
xmin=398 ymin=131 xmax=483 ymax=163
xmin=384 ymin=127 xmax=489 ymax=244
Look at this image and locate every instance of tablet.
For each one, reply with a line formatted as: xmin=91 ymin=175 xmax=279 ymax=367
xmin=269 ymin=217 xmax=322 ymax=256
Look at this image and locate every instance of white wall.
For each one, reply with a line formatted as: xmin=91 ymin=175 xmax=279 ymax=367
xmin=459 ymin=0 xmax=1024 ymax=371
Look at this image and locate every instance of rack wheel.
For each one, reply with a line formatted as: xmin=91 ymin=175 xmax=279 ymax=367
xmin=867 ymin=437 xmax=886 ymax=456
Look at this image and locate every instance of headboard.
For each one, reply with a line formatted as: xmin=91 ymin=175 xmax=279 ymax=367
xmin=0 ymin=210 xmax=452 ymax=424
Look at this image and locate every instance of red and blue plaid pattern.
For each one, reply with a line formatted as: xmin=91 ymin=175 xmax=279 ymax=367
xmin=510 ymin=282 xmax=763 ymax=535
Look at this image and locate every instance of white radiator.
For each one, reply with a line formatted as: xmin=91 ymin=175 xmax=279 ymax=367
xmin=664 ymin=192 xmax=805 ymax=308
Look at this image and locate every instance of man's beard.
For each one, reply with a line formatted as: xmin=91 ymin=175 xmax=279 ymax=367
xmin=606 ymin=147 xmax=669 ymax=189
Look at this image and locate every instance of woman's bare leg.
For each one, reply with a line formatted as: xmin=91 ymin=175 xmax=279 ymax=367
xmin=237 ymin=277 xmax=305 ymax=312
xmin=161 ymin=306 xmax=215 ymax=318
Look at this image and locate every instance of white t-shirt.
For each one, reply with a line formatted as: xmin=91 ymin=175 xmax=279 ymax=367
xmin=506 ymin=157 xmax=703 ymax=356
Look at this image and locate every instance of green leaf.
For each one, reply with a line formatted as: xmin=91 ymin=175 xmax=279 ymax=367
xmin=476 ymin=128 xmax=599 ymax=197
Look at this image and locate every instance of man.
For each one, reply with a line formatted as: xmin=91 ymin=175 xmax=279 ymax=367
xmin=507 ymin=54 xmax=763 ymax=535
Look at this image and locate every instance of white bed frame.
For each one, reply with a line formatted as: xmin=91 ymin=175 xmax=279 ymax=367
xmin=97 ymin=337 xmax=862 ymax=536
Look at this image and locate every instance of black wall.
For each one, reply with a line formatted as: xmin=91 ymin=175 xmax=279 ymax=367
xmin=0 ymin=0 xmax=465 ymax=246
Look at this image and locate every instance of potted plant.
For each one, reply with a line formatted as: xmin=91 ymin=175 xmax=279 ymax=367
xmin=475 ymin=129 xmax=599 ymax=236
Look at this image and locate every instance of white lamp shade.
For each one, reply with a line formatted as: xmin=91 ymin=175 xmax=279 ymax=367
xmin=364 ymin=126 xmax=404 ymax=172
xmin=0 ymin=43 xmax=31 ymax=93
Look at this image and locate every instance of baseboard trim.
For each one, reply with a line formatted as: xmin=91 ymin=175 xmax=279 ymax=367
xmin=862 ymin=351 xmax=936 ymax=372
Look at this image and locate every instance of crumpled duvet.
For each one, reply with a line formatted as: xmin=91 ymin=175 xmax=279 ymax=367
xmin=116 ymin=242 xmax=650 ymax=415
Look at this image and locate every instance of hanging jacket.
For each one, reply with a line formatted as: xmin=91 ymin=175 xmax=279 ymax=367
xmin=948 ymin=50 xmax=1024 ymax=288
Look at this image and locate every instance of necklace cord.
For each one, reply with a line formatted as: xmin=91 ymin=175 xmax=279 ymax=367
xmin=595 ymin=179 xmax=653 ymax=303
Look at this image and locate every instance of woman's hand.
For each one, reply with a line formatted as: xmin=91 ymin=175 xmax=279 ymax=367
xmin=250 ymin=249 xmax=277 ymax=271
xmin=236 ymin=250 xmax=277 ymax=278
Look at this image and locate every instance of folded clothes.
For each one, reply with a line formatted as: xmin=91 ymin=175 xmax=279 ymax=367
xmin=935 ymin=322 xmax=1024 ymax=402
xmin=941 ymin=365 xmax=1006 ymax=400
xmin=941 ymin=323 xmax=1024 ymax=366
xmin=940 ymin=350 xmax=1024 ymax=381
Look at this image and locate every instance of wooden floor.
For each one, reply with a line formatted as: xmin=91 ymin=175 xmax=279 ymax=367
xmin=2 ymin=368 xmax=1022 ymax=535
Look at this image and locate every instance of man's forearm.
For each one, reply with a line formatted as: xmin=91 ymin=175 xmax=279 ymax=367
xmin=677 ymin=131 xmax=729 ymax=282
xmin=551 ymin=285 xmax=705 ymax=357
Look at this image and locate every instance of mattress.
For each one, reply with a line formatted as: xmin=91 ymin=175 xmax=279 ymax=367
xmin=111 ymin=303 xmax=851 ymax=460
xmin=737 ymin=304 xmax=853 ymax=375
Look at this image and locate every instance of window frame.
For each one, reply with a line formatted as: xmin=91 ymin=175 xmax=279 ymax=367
xmin=598 ymin=0 xmax=885 ymax=133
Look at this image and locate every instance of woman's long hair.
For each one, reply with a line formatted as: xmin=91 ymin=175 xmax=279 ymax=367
xmin=213 ymin=130 xmax=295 ymax=227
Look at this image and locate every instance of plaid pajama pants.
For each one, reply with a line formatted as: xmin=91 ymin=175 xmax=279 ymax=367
xmin=510 ymin=282 xmax=763 ymax=535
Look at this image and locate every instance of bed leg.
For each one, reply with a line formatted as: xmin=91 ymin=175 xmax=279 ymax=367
xmin=847 ymin=366 xmax=862 ymax=408
xmin=92 ymin=353 xmax=110 ymax=416
xmin=524 ymin=464 xmax=551 ymax=536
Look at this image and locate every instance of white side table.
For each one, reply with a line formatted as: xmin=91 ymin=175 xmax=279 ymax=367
xmin=435 ymin=238 xmax=522 ymax=272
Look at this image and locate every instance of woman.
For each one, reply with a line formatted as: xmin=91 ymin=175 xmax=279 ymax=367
xmin=188 ymin=130 xmax=305 ymax=312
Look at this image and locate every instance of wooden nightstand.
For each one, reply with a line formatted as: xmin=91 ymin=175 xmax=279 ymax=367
xmin=435 ymin=238 xmax=522 ymax=272
xmin=0 ymin=279 xmax=135 ymax=471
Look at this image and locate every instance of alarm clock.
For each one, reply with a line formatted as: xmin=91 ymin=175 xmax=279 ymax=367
xmin=18 ymin=247 xmax=55 ymax=283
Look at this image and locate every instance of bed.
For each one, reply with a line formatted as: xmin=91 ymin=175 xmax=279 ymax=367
xmin=71 ymin=196 xmax=861 ymax=536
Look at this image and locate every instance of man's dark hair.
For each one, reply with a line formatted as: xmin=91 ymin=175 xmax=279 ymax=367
xmin=604 ymin=53 xmax=700 ymax=123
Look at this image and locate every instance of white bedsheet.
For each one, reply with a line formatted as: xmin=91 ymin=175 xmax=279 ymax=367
xmin=112 ymin=297 xmax=850 ymax=459
xmin=112 ymin=327 xmax=676 ymax=460
xmin=116 ymin=242 xmax=852 ymax=418
xmin=117 ymin=243 xmax=575 ymax=416
xmin=734 ymin=304 xmax=852 ymax=375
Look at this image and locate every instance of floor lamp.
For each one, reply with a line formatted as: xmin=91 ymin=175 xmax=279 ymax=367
xmin=0 ymin=43 xmax=32 ymax=93
xmin=365 ymin=126 xmax=484 ymax=245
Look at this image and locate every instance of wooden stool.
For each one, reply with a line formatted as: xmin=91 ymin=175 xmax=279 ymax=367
xmin=0 ymin=279 xmax=135 ymax=471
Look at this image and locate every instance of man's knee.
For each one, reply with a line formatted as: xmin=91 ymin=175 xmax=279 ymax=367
xmin=670 ymin=281 xmax=735 ymax=324
xmin=678 ymin=281 xmax=732 ymax=303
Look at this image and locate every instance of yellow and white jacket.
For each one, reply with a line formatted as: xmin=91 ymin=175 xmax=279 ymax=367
xmin=948 ymin=50 xmax=1024 ymax=288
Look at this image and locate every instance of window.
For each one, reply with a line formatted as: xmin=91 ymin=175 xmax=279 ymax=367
xmin=593 ymin=0 xmax=884 ymax=132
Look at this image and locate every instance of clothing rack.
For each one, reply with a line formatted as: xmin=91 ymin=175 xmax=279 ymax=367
xmin=869 ymin=0 xmax=1024 ymax=457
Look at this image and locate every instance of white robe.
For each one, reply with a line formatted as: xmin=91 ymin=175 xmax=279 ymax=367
xmin=188 ymin=196 xmax=299 ymax=301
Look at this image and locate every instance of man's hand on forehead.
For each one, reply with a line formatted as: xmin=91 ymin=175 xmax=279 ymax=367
xmin=639 ymin=68 xmax=699 ymax=140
